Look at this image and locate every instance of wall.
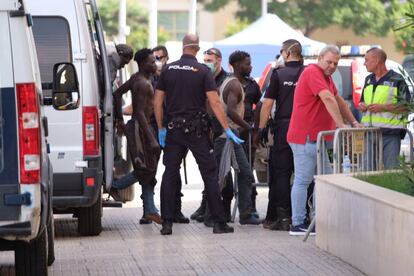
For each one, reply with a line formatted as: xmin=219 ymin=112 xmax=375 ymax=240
xmin=315 ymin=174 xmax=414 ymax=276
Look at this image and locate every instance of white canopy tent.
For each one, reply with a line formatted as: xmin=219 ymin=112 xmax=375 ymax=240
xmin=214 ymin=13 xmax=326 ymax=77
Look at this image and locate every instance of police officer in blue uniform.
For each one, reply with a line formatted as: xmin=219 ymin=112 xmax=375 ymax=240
xmin=154 ymin=34 xmax=242 ymax=235
xmin=258 ymin=39 xmax=305 ymax=230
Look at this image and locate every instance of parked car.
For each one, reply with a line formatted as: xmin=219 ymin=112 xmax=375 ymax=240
xmin=26 ymin=0 xmax=114 ymax=236
xmin=402 ymin=54 xmax=414 ymax=80
xmin=0 ymin=1 xmax=54 ymax=274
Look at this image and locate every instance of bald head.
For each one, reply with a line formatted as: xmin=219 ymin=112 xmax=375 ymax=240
xmin=366 ymin=47 xmax=387 ymax=63
xmin=182 ymin=34 xmax=200 ymax=57
xmin=364 ymin=47 xmax=388 ymax=74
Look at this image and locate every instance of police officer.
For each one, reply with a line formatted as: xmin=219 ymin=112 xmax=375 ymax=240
xmin=359 ymin=47 xmax=410 ymax=169
xmin=190 ymin=47 xmax=231 ymax=223
xmin=258 ymin=39 xmax=305 ymax=231
xmin=154 ymin=34 xmax=241 ymax=235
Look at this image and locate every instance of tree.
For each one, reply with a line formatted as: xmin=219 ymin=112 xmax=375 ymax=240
xmin=224 ymin=17 xmax=250 ymax=37
xmin=394 ymin=2 xmax=414 ymax=54
xmin=200 ymin=0 xmax=407 ymax=37
xmin=97 ymin=0 xmax=169 ymax=50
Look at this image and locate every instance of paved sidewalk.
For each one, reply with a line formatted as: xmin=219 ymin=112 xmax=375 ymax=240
xmin=0 ymin=187 xmax=363 ymax=276
xmin=0 ymin=153 xmax=364 ymax=275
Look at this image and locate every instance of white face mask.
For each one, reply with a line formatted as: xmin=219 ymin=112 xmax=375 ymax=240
xmin=155 ymin=60 xmax=163 ymax=71
xmin=205 ymin=62 xmax=216 ymax=75
xmin=276 ymin=55 xmax=285 ymax=67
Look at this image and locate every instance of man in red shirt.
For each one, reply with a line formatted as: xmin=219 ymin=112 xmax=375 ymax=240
xmin=287 ymin=45 xmax=361 ymax=235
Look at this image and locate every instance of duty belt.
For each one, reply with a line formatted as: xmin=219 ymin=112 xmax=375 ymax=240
xmin=167 ymin=111 xmax=211 ymax=137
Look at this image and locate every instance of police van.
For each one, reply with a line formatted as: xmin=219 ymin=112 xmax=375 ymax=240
xmin=0 ymin=0 xmax=55 ymax=274
xmin=25 ymin=0 xmax=114 ymax=236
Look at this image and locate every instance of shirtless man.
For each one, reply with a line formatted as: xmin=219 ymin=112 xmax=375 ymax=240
xmin=213 ymin=50 xmax=261 ymax=225
xmin=112 ymin=48 xmax=162 ymax=224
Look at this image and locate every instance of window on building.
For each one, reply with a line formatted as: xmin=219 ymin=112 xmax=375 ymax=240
xmin=158 ymin=11 xmax=189 ymax=41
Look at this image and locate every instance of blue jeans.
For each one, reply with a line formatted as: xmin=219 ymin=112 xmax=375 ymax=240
xmin=112 ymin=172 xmax=158 ymax=215
xmin=214 ymin=138 xmax=254 ymax=218
xmin=289 ymin=141 xmax=332 ymax=226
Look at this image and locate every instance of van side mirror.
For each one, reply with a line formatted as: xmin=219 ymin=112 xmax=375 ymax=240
xmin=52 ymin=63 xmax=80 ymax=110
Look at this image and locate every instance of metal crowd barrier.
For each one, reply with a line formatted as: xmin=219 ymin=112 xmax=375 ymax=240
xmin=317 ymin=127 xmax=384 ymax=175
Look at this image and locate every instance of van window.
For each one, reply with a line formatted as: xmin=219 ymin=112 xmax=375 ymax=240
xmin=32 ymin=17 xmax=72 ymax=97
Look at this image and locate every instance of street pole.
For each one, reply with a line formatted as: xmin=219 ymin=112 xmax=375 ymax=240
xmin=261 ymin=0 xmax=267 ymax=17
xmin=118 ymin=0 xmax=127 ymax=43
xmin=149 ymin=0 xmax=158 ymax=48
xmin=189 ymin=0 xmax=196 ymax=34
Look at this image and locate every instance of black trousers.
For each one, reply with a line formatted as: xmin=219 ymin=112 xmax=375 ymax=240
xmin=240 ymin=129 xmax=257 ymax=206
xmin=265 ymin=120 xmax=293 ymax=221
xmin=161 ymin=128 xmax=225 ymax=222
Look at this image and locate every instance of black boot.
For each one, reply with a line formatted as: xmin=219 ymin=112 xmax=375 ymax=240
xmin=190 ymin=196 xmax=207 ymax=222
xmin=174 ymin=211 xmax=190 ymax=223
xmin=203 ymin=203 xmax=214 ymax=227
xmin=213 ymin=222 xmax=234 ymax=234
xmin=174 ymin=194 xmax=190 ymax=223
xmin=251 ymin=187 xmax=259 ymax=218
xmin=160 ymin=220 xmax=173 ymax=235
xmin=270 ymin=207 xmax=291 ymax=231
xmin=222 ymin=199 xmax=232 ymax=223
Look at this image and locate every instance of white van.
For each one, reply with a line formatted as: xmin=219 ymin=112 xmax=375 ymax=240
xmin=25 ymin=0 xmax=114 ymax=236
xmin=0 ymin=0 xmax=55 ymax=274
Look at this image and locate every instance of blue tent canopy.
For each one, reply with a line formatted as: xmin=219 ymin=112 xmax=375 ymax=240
xmin=214 ymin=13 xmax=326 ymax=78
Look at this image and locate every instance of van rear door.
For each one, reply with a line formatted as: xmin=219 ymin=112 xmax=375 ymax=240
xmin=0 ymin=8 xmax=21 ymax=221
xmin=87 ymin=0 xmax=113 ymax=191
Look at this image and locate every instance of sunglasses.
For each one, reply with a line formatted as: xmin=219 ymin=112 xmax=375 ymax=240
xmin=155 ymin=55 xmax=166 ymax=61
xmin=203 ymin=49 xmax=221 ymax=58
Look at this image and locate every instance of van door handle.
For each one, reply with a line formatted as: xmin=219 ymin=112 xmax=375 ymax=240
xmin=42 ymin=117 xmax=49 ymax=137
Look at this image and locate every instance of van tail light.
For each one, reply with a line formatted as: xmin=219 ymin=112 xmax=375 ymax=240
xmin=17 ymin=83 xmax=41 ymax=184
xmin=83 ymin=106 xmax=99 ymax=157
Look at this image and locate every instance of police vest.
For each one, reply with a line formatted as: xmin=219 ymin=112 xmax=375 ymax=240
xmin=361 ymin=80 xmax=405 ymax=129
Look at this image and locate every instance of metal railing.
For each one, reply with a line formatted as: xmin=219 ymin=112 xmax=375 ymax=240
xmin=317 ymin=127 xmax=384 ymax=175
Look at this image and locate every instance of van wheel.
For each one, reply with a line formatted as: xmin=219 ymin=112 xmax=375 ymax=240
xmin=15 ymin=227 xmax=48 ymax=276
xmin=78 ymin=191 xmax=102 ymax=236
xmin=47 ymin=211 xmax=55 ymax=266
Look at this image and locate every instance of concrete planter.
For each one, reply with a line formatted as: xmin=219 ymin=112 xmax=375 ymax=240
xmin=315 ymin=174 xmax=414 ymax=276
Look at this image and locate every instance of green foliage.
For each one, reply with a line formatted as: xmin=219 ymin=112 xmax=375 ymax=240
xmin=200 ymin=0 xmax=408 ymax=37
xmin=97 ymin=0 xmax=169 ymax=51
xmin=224 ymin=17 xmax=250 ymax=37
xmin=358 ymin=171 xmax=414 ymax=196
xmin=394 ymin=2 xmax=414 ymax=54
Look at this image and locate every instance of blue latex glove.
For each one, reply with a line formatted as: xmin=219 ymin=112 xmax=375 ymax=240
xmin=225 ymin=128 xmax=244 ymax=145
xmin=158 ymin=127 xmax=167 ymax=148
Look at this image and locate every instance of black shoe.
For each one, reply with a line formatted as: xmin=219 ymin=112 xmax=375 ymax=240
xmin=239 ymin=215 xmax=262 ymax=225
xmin=160 ymin=220 xmax=173 ymax=235
xmin=190 ymin=199 xmax=206 ymax=220
xmin=195 ymin=214 xmax=205 ymax=222
xmin=270 ymin=207 xmax=291 ymax=231
xmin=203 ymin=219 xmax=214 ymax=228
xmin=109 ymin=188 xmax=126 ymax=203
xmin=213 ymin=222 xmax=234 ymax=234
xmin=174 ymin=211 xmax=190 ymax=224
xmin=139 ymin=216 xmax=152 ymax=225
xmin=270 ymin=218 xmax=290 ymax=231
